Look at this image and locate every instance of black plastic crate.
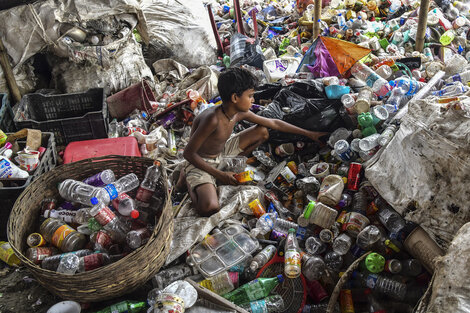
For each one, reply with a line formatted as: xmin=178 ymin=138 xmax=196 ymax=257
xmin=13 ymin=88 xmax=108 ymax=146
xmin=0 ymin=93 xmax=16 ymax=132
xmin=0 ymin=132 xmax=57 ymax=199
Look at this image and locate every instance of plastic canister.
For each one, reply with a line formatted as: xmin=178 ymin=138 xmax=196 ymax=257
xmin=317 ymin=175 xmax=345 ymax=207
xmin=309 ymin=202 xmax=338 ymax=229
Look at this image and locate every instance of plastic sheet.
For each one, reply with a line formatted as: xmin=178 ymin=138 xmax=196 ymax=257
xmin=365 ymin=97 xmax=470 ymax=250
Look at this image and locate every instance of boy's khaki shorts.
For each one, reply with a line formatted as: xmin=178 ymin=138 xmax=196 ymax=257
xmin=184 ymin=133 xmax=243 ymax=191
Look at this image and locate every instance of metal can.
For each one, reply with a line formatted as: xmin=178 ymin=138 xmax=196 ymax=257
xmin=347 ymin=162 xmax=362 ymax=191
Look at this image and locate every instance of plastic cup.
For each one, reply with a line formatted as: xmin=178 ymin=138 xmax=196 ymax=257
xmin=310 ymin=162 xmax=330 ymax=180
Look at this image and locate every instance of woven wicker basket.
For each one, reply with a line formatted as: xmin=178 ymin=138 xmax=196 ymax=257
xmin=7 ymin=155 xmax=173 ymax=302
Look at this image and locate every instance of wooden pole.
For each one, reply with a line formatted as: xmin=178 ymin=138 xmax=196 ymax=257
xmin=0 ymin=37 xmax=21 ymax=103
xmin=313 ymin=0 xmax=322 ymax=38
xmin=415 ymin=0 xmax=431 ymax=52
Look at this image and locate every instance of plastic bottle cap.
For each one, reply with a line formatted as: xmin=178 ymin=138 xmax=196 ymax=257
xmin=90 ymin=197 xmax=99 ymax=205
xmin=154 ymin=161 xmax=161 ymax=166
xmin=364 ymin=288 xmax=372 ymax=295
xmin=131 ymin=210 xmax=140 ymax=219
xmin=277 ymin=274 xmax=284 ymax=283
xmin=288 ymin=228 xmax=296 ymax=233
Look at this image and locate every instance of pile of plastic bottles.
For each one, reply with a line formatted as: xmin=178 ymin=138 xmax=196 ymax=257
xmin=23 ymin=163 xmax=165 ymax=275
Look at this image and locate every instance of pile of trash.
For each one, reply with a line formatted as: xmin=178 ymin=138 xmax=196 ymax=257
xmin=1 ymin=0 xmax=470 ymax=312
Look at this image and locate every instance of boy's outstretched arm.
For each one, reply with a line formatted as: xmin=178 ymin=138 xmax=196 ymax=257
xmin=183 ymin=114 xmax=239 ymax=186
xmin=241 ymin=111 xmax=329 ymax=143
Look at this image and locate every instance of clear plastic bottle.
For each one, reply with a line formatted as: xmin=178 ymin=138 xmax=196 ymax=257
xmin=432 ymin=82 xmax=469 ymax=97
xmin=377 ymin=206 xmax=406 ymax=234
xmin=284 ymin=228 xmax=301 ymax=278
xmin=126 ymin=227 xmax=152 ymax=249
xmin=40 ymin=218 xmax=86 ymax=252
xmin=74 ymin=208 xmax=92 ymax=224
xmin=206 ymin=271 xmax=238 ymax=295
xmin=74 ymin=252 xmax=110 ymax=273
xmin=393 ymin=78 xmax=420 ymax=96
xmin=354 ymin=87 xmax=373 ymax=114
xmin=152 ymin=264 xmax=197 ymax=289
xmin=378 ymin=124 xmax=397 ymax=146
xmin=111 ymin=193 xmax=137 ymax=217
xmin=83 ymin=169 xmax=116 ymax=187
xmin=108 ymin=119 xmax=119 ymax=138
xmin=89 ymin=197 xmax=128 ymax=243
xmin=302 ymin=254 xmax=326 ymax=281
xmin=239 ymin=295 xmax=285 ymax=313
xmin=43 ymin=209 xmax=77 ymax=224
xmin=324 ymin=251 xmax=343 ymax=271
xmin=333 ymin=233 xmax=353 ymax=255
xmin=250 ymin=245 xmax=277 ymax=272
xmin=341 ymin=93 xmax=357 ymax=114
xmin=367 ymin=273 xmax=407 ymax=300
xmin=273 ymin=219 xmax=298 ymax=235
xmin=135 ymin=161 xmax=161 ymax=207
xmin=251 ymin=213 xmax=277 ymax=238
xmin=350 ymin=62 xmax=392 ymax=97
xmin=351 ymin=190 xmax=368 ymax=214
xmin=305 ymin=236 xmax=327 ymax=255
xmin=59 ymin=173 xmax=139 ymax=205
xmin=303 ymin=303 xmax=340 ymax=313
xmin=447 ymin=69 xmax=470 ymax=84
xmin=385 ymin=86 xmax=406 ymax=113
xmin=337 ymin=13 xmax=346 ymax=28
xmin=400 ymin=259 xmax=422 ymax=276
xmin=26 ymin=247 xmax=58 ymax=264
xmin=41 ymin=249 xmax=93 ymax=271
xmin=356 ymin=225 xmax=383 ymax=250
xmin=359 ymin=133 xmax=380 ymax=151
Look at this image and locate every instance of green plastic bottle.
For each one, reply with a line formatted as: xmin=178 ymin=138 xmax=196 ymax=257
xmin=95 ymin=300 xmax=146 ymax=313
xmin=439 ymin=30 xmax=455 ymax=46
xmin=223 ymin=275 xmax=284 ymax=305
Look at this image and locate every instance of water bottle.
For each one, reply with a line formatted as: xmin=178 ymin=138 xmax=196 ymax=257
xmin=447 ymin=69 xmax=470 ymax=84
xmin=375 ymin=65 xmax=393 ymax=79
xmin=74 ymin=208 xmax=92 ymax=224
xmin=152 ymin=264 xmax=197 ymax=289
xmin=305 ymin=236 xmax=327 ymax=255
xmin=126 ymin=227 xmax=152 ymax=249
xmin=358 ymin=133 xmax=380 ymax=151
xmin=351 ymin=190 xmax=368 ymax=214
xmin=135 ymin=161 xmax=161 ymax=207
xmin=302 ymin=254 xmax=326 ymax=281
xmin=284 ymin=228 xmax=301 ymax=278
xmin=385 ymin=86 xmax=406 ymax=113
xmin=249 ymin=245 xmax=277 ymax=272
xmin=350 ymin=63 xmax=391 ymax=97
xmin=356 ymin=225 xmax=383 ymax=250
xmin=377 ymin=207 xmax=406 ymax=234
xmin=239 ymin=295 xmax=285 ymax=313
xmin=250 ymin=213 xmax=277 ymax=238
xmin=432 ymin=82 xmax=469 ymax=97
xmin=393 ymin=78 xmax=420 ymax=96
xmin=337 ymin=13 xmax=346 ymax=28
xmin=40 ymin=218 xmax=86 ymax=252
xmin=43 ymin=209 xmax=77 ymax=224
xmin=89 ymin=197 xmax=128 ymax=243
xmin=0 ymin=156 xmax=29 ymax=178
xmin=324 ymin=251 xmax=343 ymax=271
xmin=341 ymin=93 xmax=357 ymax=114
xmin=400 ymin=259 xmax=422 ymax=276
xmin=333 ymin=233 xmax=353 ymax=255
xmin=111 ymin=193 xmax=138 ymax=217
xmin=377 ymin=124 xmax=397 ymax=146
xmin=83 ymin=169 xmax=116 ymax=187
xmin=354 ymin=87 xmax=373 ymax=114
xmin=366 ymin=273 xmax=407 ymax=300
xmin=272 ymin=218 xmax=298 ymax=235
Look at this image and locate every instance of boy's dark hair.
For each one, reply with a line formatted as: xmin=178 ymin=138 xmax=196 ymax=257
xmin=217 ymin=68 xmax=258 ymax=102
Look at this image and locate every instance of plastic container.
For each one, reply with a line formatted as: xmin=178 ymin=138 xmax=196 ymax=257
xmin=63 ymin=137 xmax=141 ymax=164
xmin=188 ymin=225 xmax=260 ymax=277
xmin=0 ymin=94 xmax=16 ymax=132
xmin=263 ymin=58 xmax=301 ymax=82
xmin=40 ymin=218 xmax=86 ymax=252
xmin=0 ymin=132 xmax=57 ymax=199
xmin=325 ymin=85 xmax=351 ymax=99
xmin=14 ymin=88 xmax=108 ymax=145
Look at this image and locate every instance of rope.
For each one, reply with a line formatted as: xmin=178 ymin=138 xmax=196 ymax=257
xmin=28 ymin=4 xmax=59 ymax=48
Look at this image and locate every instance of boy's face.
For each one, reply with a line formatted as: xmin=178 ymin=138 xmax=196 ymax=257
xmin=233 ymin=88 xmax=255 ymax=112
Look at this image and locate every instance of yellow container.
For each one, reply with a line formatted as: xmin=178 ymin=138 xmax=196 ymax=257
xmin=0 ymin=241 xmax=21 ymax=266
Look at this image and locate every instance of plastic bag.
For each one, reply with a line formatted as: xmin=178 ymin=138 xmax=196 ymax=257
xmin=258 ymin=88 xmax=354 ymax=144
xmin=230 ymin=32 xmax=265 ymax=69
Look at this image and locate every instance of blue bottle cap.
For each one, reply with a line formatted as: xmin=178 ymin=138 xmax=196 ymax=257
xmin=277 ymin=274 xmax=284 ymax=283
xmin=358 ymin=16 xmax=362 ymax=20
xmin=141 ymin=112 xmax=148 ymax=119
xmin=91 ymin=197 xmax=99 ymax=205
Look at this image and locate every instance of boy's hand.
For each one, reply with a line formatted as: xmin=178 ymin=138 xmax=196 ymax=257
xmin=217 ymin=171 xmax=239 ymax=186
xmin=307 ymin=131 xmax=330 ymax=144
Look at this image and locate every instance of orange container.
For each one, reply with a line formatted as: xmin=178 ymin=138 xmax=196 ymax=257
xmin=248 ymin=199 xmax=266 ymax=218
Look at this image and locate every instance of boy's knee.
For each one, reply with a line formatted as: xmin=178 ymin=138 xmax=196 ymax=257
xmin=258 ymin=126 xmax=269 ymax=141
xmin=197 ymin=200 xmax=220 ymax=217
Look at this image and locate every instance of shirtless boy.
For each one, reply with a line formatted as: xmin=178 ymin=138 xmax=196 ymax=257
xmin=178 ymin=68 xmax=327 ymax=216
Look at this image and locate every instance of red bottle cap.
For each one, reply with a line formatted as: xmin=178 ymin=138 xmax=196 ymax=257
xmin=131 ymin=210 xmax=140 ymax=219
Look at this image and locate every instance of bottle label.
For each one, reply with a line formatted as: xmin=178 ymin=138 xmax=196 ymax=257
xmin=51 ymin=225 xmax=75 ymax=249
xmin=95 ymin=231 xmax=112 ymax=250
xmin=111 ymin=192 xmax=131 ymax=209
xmin=83 ymin=253 xmax=103 ymax=272
xmin=366 ymin=274 xmax=378 ymax=288
xmin=0 ymin=159 xmax=13 ymax=178
xmin=135 ymin=186 xmax=154 ymax=203
xmin=83 ymin=172 xmax=105 ymax=187
xmin=104 ymin=184 xmax=118 ymax=200
xmin=285 ymin=249 xmax=301 ymax=267
xmin=250 ymin=299 xmax=268 ymax=313
xmin=0 ymin=242 xmax=19 ymax=266
xmin=94 ymin=206 xmax=116 ymax=226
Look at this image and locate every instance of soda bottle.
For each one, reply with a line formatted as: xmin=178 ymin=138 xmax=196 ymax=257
xmin=239 ymin=295 xmax=285 ymax=313
xmin=83 ymin=169 xmax=116 ymax=187
xmin=90 ymin=230 xmax=114 ymax=251
xmin=26 ymin=246 xmax=58 ymax=264
xmin=333 ymin=233 xmax=353 ymax=255
xmin=76 ymin=252 xmax=111 ymax=272
xmin=249 ymin=245 xmax=277 ymax=272
xmin=40 ymin=218 xmax=86 ymax=252
xmin=126 ymin=227 xmax=152 ymax=249
xmin=135 ymin=161 xmax=161 ymax=207
xmin=302 ymin=254 xmax=326 ymax=281
xmin=95 ymin=301 xmax=146 ymax=313
xmin=41 ymin=249 xmax=93 ymax=271
xmin=222 ymin=275 xmax=284 ymax=305
xmin=284 ymin=228 xmax=301 ymax=278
